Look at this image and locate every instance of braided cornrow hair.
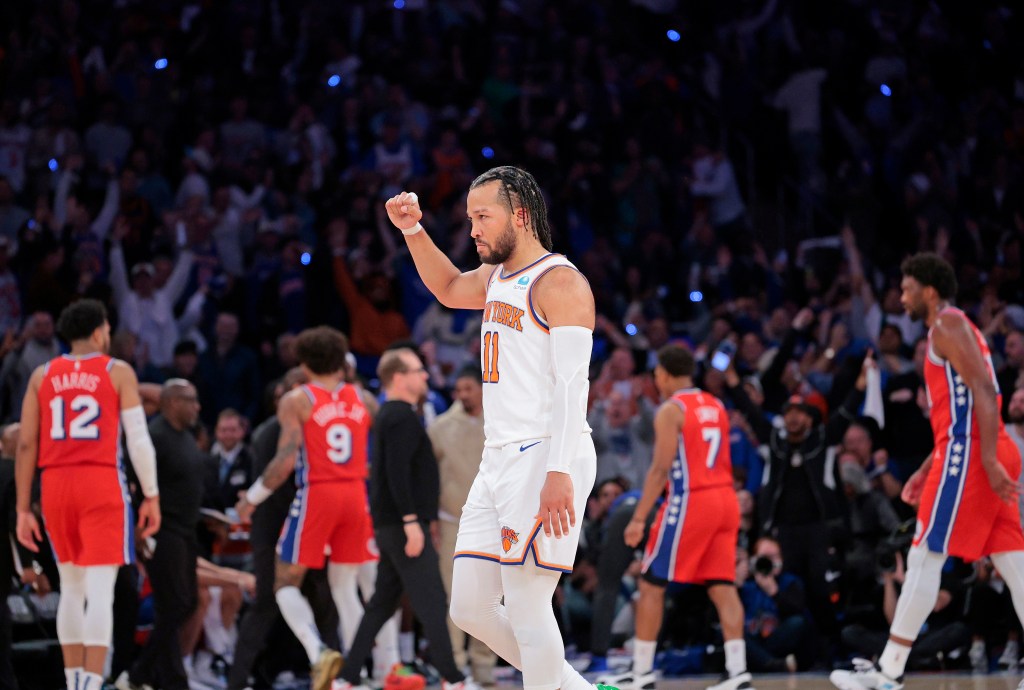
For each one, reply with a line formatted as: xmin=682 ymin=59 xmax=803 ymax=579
xmin=470 ymin=166 xmax=553 ymax=251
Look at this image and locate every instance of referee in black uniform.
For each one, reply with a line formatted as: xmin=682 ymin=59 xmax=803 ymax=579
xmin=334 ymin=348 xmax=466 ymax=689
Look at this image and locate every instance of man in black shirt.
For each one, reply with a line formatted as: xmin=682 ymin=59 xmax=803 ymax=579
xmin=333 ymin=348 xmax=468 ymax=690
xmin=117 ymin=380 xmax=204 ymax=690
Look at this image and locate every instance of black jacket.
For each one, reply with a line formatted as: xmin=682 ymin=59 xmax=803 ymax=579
xmin=727 ymin=382 xmax=863 ymax=533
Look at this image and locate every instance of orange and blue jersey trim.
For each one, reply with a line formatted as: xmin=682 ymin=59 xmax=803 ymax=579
xmin=496 ymin=253 xmax=558 ymax=282
xmin=525 ymin=263 xmax=586 ymax=333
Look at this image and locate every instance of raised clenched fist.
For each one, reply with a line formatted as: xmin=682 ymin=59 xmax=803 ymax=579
xmin=385 ymin=191 xmax=423 ymax=233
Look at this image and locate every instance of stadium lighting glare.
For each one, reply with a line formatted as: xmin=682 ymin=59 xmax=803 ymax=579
xmin=666 ymin=29 xmax=681 ymax=42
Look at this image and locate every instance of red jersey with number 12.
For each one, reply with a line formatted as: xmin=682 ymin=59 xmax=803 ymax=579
xmin=296 ymin=383 xmax=369 ymax=486
xmin=670 ymin=388 xmax=733 ymax=493
xmin=37 ymin=354 xmax=121 ymax=469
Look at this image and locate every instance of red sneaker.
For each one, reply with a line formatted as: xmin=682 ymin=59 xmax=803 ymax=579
xmin=385 ymin=664 xmax=427 ymax=690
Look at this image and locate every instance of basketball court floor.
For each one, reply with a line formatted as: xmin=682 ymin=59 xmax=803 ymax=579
xmin=628 ymin=675 xmax=1022 ymax=690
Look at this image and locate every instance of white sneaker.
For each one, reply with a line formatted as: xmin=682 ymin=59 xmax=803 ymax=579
xmin=829 ymin=658 xmax=903 ymax=690
xmin=443 ymin=680 xmax=484 ymax=690
xmin=114 ymin=671 xmax=156 ymax=690
xmin=970 ymin=640 xmax=987 ymax=673
xmin=706 ymin=671 xmax=753 ymax=690
xmin=331 ymin=681 xmax=373 ymax=690
xmin=595 ymin=669 xmax=656 ymax=690
xmin=1000 ymin=640 xmax=1020 ymax=671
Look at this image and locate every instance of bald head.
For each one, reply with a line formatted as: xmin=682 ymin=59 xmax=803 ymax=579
xmin=161 ymin=378 xmax=200 ymax=430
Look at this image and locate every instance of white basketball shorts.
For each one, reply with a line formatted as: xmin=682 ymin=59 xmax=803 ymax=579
xmin=453 ymin=433 xmax=596 ymax=572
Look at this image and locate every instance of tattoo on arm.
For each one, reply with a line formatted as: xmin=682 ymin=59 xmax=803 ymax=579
xmin=262 ymin=425 xmax=302 ymax=490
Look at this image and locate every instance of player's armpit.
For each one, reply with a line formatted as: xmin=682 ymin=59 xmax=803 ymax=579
xmin=532 ymin=266 xmax=595 ymax=329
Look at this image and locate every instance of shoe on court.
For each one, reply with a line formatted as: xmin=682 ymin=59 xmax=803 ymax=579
xmin=999 ymin=640 xmax=1020 ymax=671
xmin=829 ymin=658 xmax=903 ymax=690
xmin=385 ymin=663 xmax=427 ymax=690
xmin=594 ymin=670 xmax=656 ymax=690
xmin=442 ymin=679 xmax=484 ymax=690
xmin=706 ymin=671 xmax=753 ymax=690
xmin=311 ymin=648 xmax=344 ymax=690
xmin=113 ymin=671 xmax=156 ymax=690
xmin=332 ymin=681 xmax=373 ymax=690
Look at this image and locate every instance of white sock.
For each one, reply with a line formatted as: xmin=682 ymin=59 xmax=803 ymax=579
xmin=633 ymin=639 xmax=657 ymax=675
xmin=79 ymin=671 xmax=104 ymax=690
xmin=878 ymin=641 xmax=910 ymax=679
xmin=275 ymin=586 xmax=323 ymax=664
xmin=399 ymin=631 xmax=415 ymax=664
xmin=724 ymin=639 xmax=746 ymax=677
xmin=183 ymin=654 xmax=193 ymax=672
xmin=65 ymin=668 xmax=81 ymax=690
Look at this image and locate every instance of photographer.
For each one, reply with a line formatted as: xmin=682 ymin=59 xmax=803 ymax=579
xmin=739 ymin=537 xmax=810 ymax=672
xmin=838 ymin=547 xmax=971 ymax=670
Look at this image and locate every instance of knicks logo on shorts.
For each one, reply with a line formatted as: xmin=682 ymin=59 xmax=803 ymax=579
xmin=501 ymin=526 xmax=520 ymax=553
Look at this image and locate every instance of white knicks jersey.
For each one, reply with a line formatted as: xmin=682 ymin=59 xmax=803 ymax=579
xmin=480 ymin=253 xmax=592 ymax=448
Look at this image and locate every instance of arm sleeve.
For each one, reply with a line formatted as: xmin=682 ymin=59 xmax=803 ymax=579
xmin=546 ymin=326 xmax=593 ymax=473
xmin=121 ymin=406 xmax=158 ymax=498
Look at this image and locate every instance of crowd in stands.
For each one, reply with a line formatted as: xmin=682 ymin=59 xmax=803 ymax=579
xmin=2 ymin=0 xmax=1024 ymax=685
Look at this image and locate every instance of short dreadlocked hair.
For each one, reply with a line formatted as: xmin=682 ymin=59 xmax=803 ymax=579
xmin=470 ymin=166 xmax=553 ymax=251
xmin=900 ymin=253 xmax=958 ymax=300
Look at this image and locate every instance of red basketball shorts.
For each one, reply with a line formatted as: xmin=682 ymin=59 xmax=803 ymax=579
xmin=642 ymin=485 xmax=739 ymax=585
xmin=278 ymin=480 xmax=376 ymax=568
xmin=41 ymin=464 xmax=134 ymax=566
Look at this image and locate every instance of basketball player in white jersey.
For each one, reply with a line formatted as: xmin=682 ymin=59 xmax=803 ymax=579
xmin=385 ymin=167 xmax=608 ymax=690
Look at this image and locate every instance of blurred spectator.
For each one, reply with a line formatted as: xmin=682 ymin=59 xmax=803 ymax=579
xmin=197 ymin=313 xmax=261 ymax=426
xmin=108 ymin=218 xmax=194 ymax=369
xmin=840 ymin=417 xmax=902 ymax=501
xmin=0 ymin=178 xmax=28 ymax=247
xmin=0 ymin=237 xmax=21 ymax=335
xmin=84 ymin=100 xmax=132 ymax=172
xmin=966 ymin=557 xmax=1023 ymax=673
xmin=838 ymin=456 xmax=901 ymax=603
xmin=203 ymin=409 xmax=254 ymax=515
xmin=588 ymin=387 xmax=654 ymax=490
xmin=328 ymin=219 xmax=410 ymax=367
xmin=998 ymin=329 xmax=1024 ymax=421
xmin=688 ymin=141 xmax=748 ymax=252
xmin=0 ymin=312 xmax=60 ymax=422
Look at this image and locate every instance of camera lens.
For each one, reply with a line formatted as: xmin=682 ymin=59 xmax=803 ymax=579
xmin=753 ymin=556 xmax=774 ymax=576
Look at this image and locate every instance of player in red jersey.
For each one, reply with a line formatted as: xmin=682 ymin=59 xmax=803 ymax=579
xmin=600 ymin=345 xmax=750 ymax=690
xmin=832 ymin=253 xmax=1024 ymax=690
xmin=15 ymin=299 xmax=160 ymax=690
xmin=236 ymin=326 xmax=370 ymax=690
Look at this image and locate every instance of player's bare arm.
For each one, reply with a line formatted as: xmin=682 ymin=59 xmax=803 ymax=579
xmin=625 ymin=402 xmax=682 ymax=548
xmin=384 ymin=191 xmax=490 ymax=309
xmin=14 ymin=366 xmax=44 ymax=551
xmin=237 ymin=390 xmax=308 ymax=520
xmin=111 ymin=361 xmax=162 ymax=538
xmin=932 ymin=311 xmax=1015 ymax=501
xmin=533 ymin=266 xmax=596 ymax=538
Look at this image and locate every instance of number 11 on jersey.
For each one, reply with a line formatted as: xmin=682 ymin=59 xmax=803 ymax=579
xmin=482 ymin=331 xmax=500 ymax=383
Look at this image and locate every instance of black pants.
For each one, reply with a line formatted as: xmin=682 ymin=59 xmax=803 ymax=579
xmin=339 ymin=523 xmax=462 ymax=686
xmin=110 ymin=565 xmax=140 ymax=681
xmin=131 ymin=532 xmax=198 ymax=690
xmin=776 ymin=523 xmax=835 ymax=633
xmin=841 ymin=622 xmax=972 ymax=670
xmin=0 ymin=532 xmax=18 ymax=690
xmin=591 ymin=502 xmax=652 ymax=657
xmin=227 ymin=542 xmax=340 ymax=690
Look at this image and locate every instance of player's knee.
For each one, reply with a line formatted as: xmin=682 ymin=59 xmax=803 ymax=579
xmin=449 ymin=595 xmax=479 ymax=635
